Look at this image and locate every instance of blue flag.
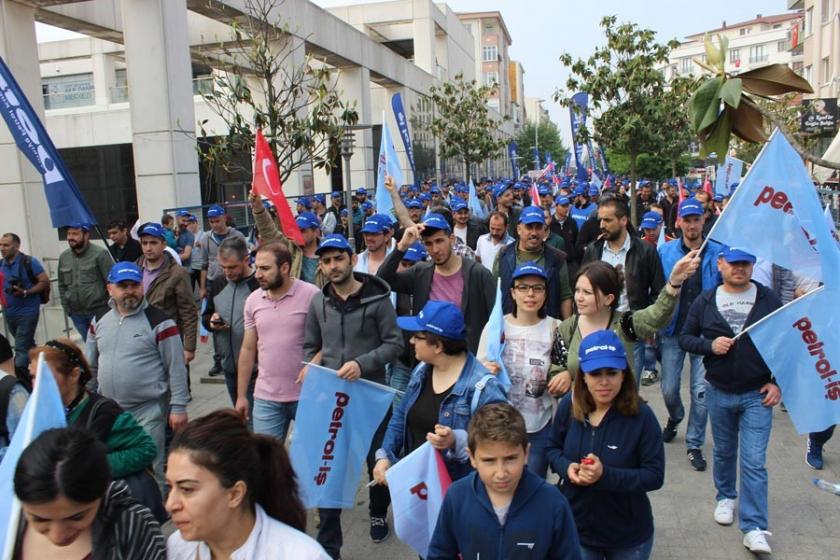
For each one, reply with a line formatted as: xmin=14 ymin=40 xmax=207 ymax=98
xmin=468 ymin=179 xmax=486 ymax=219
xmin=508 ymin=142 xmax=520 ymax=179
xmin=376 ymin=112 xmax=405 ymax=219
xmin=0 ymin=355 xmax=67 ymax=556
xmin=714 ymin=155 xmax=743 ymax=196
xmin=290 ymin=364 xmax=395 ymax=508
xmin=569 ymin=93 xmax=589 ymax=182
xmin=391 ymin=93 xmax=416 ymax=181
xmin=746 ymin=286 xmax=840 ymax=434
xmin=486 ymin=280 xmax=511 ymax=390
xmin=706 ymin=130 xmax=840 ymax=287
xmin=0 ymin=57 xmax=97 ymax=228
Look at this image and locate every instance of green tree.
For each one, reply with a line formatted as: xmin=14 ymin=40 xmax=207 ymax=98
xmin=515 ymin=120 xmax=568 ymax=171
xmin=608 ymin=152 xmax=691 ymax=179
xmin=556 ymin=16 xmax=680 ymax=225
xmin=422 ymin=73 xmax=509 ymax=183
xmin=197 ymin=0 xmax=358 ymax=186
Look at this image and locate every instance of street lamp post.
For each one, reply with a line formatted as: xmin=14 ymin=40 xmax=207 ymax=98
xmin=534 ymin=98 xmax=545 ymax=172
xmin=340 ymin=130 xmax=357 ymax=248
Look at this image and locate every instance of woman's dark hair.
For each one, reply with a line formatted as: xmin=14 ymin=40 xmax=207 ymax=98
xmin=422 ymin=332 xmax=468 ymax=356
xmin=575 ymin=261 xmax=625 ymax=311
xmin=15 ymin=428 xmax=110 ymax=504
xmin=170 ymin=410 xmax=306 ymax=531
xmin=29 ymin=338 xmax=92 ymax=390
xmin=571 ymin=367 xmax=639 ymax=422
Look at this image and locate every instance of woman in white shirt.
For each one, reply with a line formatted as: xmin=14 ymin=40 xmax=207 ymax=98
xmin=166 ymin=410 xmax=329 ymax=560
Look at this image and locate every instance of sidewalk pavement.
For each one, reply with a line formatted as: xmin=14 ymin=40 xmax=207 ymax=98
xmin=184 ymin=343 xmax=840 ymax=559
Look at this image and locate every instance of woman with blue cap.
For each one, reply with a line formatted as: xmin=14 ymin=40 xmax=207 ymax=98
xmin=546 ymin=329 xmax=664 ymax=559
xmin=477 ymin=261 xmax=564 ymax=478
xmin=373 ymin=300 xmax=508 ymax=483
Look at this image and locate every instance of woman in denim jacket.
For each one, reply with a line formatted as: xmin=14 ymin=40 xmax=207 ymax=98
xmin=373 ymin=301 xmax=508 ymax=483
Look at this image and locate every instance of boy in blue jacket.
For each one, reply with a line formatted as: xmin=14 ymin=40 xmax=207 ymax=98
xmin=427 ymin=403 xmax=581 ymax=560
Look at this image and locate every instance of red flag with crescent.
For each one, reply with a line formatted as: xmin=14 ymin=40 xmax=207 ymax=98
xmin=252 ymin=129 xmax=304 ymax=246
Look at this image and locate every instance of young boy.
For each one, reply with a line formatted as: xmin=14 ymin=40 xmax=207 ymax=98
xmin=427 ymin=403 xmax=581 ymax=560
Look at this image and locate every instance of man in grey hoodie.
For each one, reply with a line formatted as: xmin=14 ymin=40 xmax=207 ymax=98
xmin=303 ymin=233 xmax=403 ymax=559
xmin=86 ymin=262 xmax=189 ymax=485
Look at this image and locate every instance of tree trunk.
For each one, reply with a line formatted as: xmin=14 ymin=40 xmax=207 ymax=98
xmin=629 ymin=151 xmax=639 ymax=227
xmin=671 ymin=157 xmax=677 ymax=179
xmin=464 ymin=158 xmax=472 ymax=185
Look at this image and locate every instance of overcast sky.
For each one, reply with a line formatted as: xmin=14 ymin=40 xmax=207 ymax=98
xmin=37 ymin=0 xmax=793 ymax=144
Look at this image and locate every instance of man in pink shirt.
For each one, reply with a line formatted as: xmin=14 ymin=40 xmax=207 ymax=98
xmin=234 ymin=240 xmax=319 ymax=442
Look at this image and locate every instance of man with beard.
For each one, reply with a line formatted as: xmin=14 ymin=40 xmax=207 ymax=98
xmin=355 ymin=214 xmax=392 ymax=275
xmin=234 ymin=240 xmax=319 ymax=442
xmin=58 ymin=223 xmax=113 ymax=341
xmin=493 ymin=183 xmax=521 ymax=238
xmin=475 ymin=212 xmax=513 ymax=271
xmin=660 ymin=180 xmax=679 ymax=237
xmin=494 ymin=206 xmax=572 ymax=320
xmin=693 ymin=189 xmax=718 ymax=237
xmin=304 ymin=234 xmax=402 ymax=556
xmin=451 ymin=200 xmax=487 ymax=251
xmin=86 ymin=262 xmax=189 ymax=485
xmin=581 ymin=198 xmax=665 ymax=384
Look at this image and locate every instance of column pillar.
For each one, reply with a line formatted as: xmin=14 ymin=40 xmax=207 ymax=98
xmin=121 ymin=0 xmax=200 ymax=220
xmin=337 ymin=66 xmax=374 ymax=190
xmin=91 ymin=50 xmax=114 ymax=108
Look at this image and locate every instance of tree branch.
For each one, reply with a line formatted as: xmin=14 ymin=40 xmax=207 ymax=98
xmin=758 ymin=105 xmax=840 ymax=170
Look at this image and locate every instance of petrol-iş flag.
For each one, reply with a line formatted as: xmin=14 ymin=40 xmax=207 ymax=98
xmin=826 ymin=204 xmax=839 ymax=246
xmin=706 ymin=130 xmax=840 ymax=287
xmin=290 ymin=364 xmax=395 ymax=508
xmin=0 ymin=354 xmax=67 ymax=558
xmin=508 ymin=142 xmax=520 ymax=179
xmin=386 ymin=442 xmax=452 ymax=558
xmin=656 ymin=224 xmax=666 ymax=249
xmin=252 ymin=129 xmax=304 ymax=246
xmin=714 ymin=155 xmax=743 ymax=196
xmin=376 ymin=111 xmax=405 ymax=219
xmin=391 ymin=93 xmax=416 ymax=181
xmin=569 ymin=92 xmax=589 ymax=181
xmin=0 ymin=57 xmax=97 ymax=228
xmin=486 ymin=280 xmax=511 ymax=390
xmin=746 ymin=286 xmax=840 ymax=434
xmin=468 ymin=179 xmax=486 ymax=219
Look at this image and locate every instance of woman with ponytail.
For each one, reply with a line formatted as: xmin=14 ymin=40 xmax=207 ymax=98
xmin=166 ymin=409 xmax=329 ymax=559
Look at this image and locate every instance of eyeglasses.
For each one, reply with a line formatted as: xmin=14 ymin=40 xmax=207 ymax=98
xmin=513 ymin=284 xmax=546 ymax=294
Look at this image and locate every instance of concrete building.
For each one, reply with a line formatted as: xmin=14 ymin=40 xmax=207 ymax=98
xmin=524 ymin=96 xmax=549 ymax=126
xmin=456 ymin=11 xmax=512 ymax=118
xmin=789 ymin=0 xmax=838 ymax=99
xmin=508 ymin=60 xmax=526 ymax=131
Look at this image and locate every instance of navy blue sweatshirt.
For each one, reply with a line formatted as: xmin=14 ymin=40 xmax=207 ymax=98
xmin=679 ymin=281 xmax=782 ymax=393
xmin=546 ymin=394 xmax=664 ymax=550
xmin=427 ymin=468 xmax=581 ymax=560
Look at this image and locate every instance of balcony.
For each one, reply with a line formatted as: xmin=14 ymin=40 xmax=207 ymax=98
xmin=748 ymin=55 xmax=769 ymax=64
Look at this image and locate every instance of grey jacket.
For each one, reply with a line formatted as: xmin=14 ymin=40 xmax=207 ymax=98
xmin=193 ymin=227 xmax=246 ymax=281
xmin=201 ymin=273 xmax=260 ymax=374
xmin=303 ymin=273 xmax=403 ymax=385
xmin=86 ymin=299 xmax=189 ymax=414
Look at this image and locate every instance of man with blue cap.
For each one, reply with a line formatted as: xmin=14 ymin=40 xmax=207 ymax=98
xmin=451 ymin=199 xmax=488 ymax=251
xmin=57 ymin=223 xmax=113 ymax=341
xmin=328 ymin=191 xmax=345 ymax=233
xmin=356 ymin=214 xmax=392 ymax=275
xmin=549 ymin=195 xmax=580 ymax=277
xmin=492 ymin=183 xmax=521 ymax=239
xmin=679 ymin=246 xmax=782 ymax=555
xmin=570 ymin=184 xmax=596 ymax=229
xmin=194 ymin=204 xmax=245 ymax=303
xmin=657 ymin=197 xmax=724 ymax=472
xmin=660 ymin=180 xmax=679 ymax=237
xmin=311 ymin=194 xmax=336 ymax=235
xmin=294 ymin=211 xmax=322 ymax=284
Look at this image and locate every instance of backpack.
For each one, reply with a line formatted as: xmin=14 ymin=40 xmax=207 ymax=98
xmin=0 ymin=253 xmax=50 ymax=305
xmin=470 ymin=373 xmax=499 ymax=415
xmin=0 ymin=375 xmax=27 ymax=444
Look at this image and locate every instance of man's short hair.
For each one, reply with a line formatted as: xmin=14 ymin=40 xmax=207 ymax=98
xmin=1 ymin=232 xmax=21 ymax=245
xmin=107 ymin=220 xmax=127 ymax=231
xmin=217 ymin=237 xmax=249 ymax=261
xmin=467 ymin=403 xmax=528 ymax=454
xmin=598 ymin=197 xmax=629 ymax=219
xmin=488 ymin=211 xmax=509 ymax=227
xmin=256 ymin=240 xmax=292 ymax=269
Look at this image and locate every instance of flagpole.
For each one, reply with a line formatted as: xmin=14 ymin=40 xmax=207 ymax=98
xmin=732 ymin=285 xmax=825 ymax=341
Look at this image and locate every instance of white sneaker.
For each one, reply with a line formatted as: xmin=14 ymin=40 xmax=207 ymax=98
xmin=743 ymin=530 xmax=772 ymax=554
xmin=713 ymin=498 xmax=736 ymax=525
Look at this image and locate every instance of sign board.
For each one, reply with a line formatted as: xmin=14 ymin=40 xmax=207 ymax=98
xmin=801 ymin=98 xmax=838 ymax=135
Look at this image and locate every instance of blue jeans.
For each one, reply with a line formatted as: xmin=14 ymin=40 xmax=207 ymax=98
xmin=388 ymin=361 xmax=412 ymax=409
xmin=252 ymin=399 xmax=298 ymax=443
xmin=6 ymin=313 xmax=39 ymax=370
xmin=705 ymin=382 xmax=772 ymax=532
xmin=69 ymin=313 xmax=94 ymax=342
xmin=527 ymin=421 xmax=552 ymax=478
xmin=632 ymin=340 xmax=645 ymax=390
xmin=580 ymin=534 xmax=654 ymax=560
xmin=660 ymin=335 xmax=707 ymax=449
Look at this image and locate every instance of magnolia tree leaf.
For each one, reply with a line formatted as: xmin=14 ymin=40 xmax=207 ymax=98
xmin=720 ymin=78 xmax=742 ymax=109
xmin=739 ymin=64 xmax=814 ymax=96
xmin=690 ymin=76 xmax=723 ymax=132
xmin=729 ymin=96 xmax=769 ymax=143
xmin=699 ymin=110 xmax=731 ymax=158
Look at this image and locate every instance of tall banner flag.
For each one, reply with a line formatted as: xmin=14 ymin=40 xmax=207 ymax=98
xmin=0 ymin=355 xmax=67 ymax=558
xmin=531 ymin=147 xmax=540 ymax=169
xmin=745 ymin=286 xmax=840 ymax=434
xmin=390 ymin=93 xmax=416 ymax=181
xmin=587 ymin=140 xmax=602 ymax=176
xmin=562 ymin=152 xmax=572 ymax=176
xmin=714 ymin=155 xmax=743 ymax=196
xmin=508 ymin=142 xmax=520 ymax=179
xmin=252 ymin=129 xmax=304 ymax=246
xmin=486 ymin=280 xmax=511 ymax=390
xmin=595 ymin=144 xmax=609 ymax=174
xmin=468 ymin=179 xmax=486 ymax=219
xmin=705 ymin=130 xmax=840 ymax=287
xmin=386 ymin=442 xmax=452 ymax=558
xmin=0 ymin=57 xmax=97 ymax=228
xmin=569 ymin=92 xmax=589 ymax=181
xmin=290 ymin=364 xmax=395 ymax=508
xmin=376 ymin=111 xmax=405 ymax=218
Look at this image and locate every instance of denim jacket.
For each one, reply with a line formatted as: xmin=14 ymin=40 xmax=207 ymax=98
xmin=376 ymin=353 xmax=508 ymax=480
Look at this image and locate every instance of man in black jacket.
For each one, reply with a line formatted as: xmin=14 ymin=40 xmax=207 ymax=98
xmin=581 ymin=198 xmax=665 ymax=381
xmin=549 ymin=195 xmax=580 ymax=278
xmin=678 ymin=247 xmax=781 ymax=555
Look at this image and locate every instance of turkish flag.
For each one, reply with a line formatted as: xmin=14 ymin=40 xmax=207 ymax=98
xmin=0 ymin=270 xmax=7 ymax=307
xmin=252 ymin=129 xmax=304 ymax=247
xmin=529 ymin=182 xmax=541 ymax=208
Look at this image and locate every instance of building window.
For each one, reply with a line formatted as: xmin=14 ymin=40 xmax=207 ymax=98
xmin=482 ymin=45 xmax=498 ymax=62
xmin=42 ymin=73 xmax=95 ymax=109
xmin=777 ymin=40 xmax=789 ymax=52
xmin=681 ymin=57 xmax=692 ymax=74
xmin=740 ymin=27 xmax=751 ymax=35
xmin=729 ymin=48 xmax=741 ymax=64
xmin=822 ymin=57 xmax=831 ymax=83
xmin=749 ymin=44 xmax=768 ymax=64
xmin=806 ymin=7 xmax=814 ymax=35
xmin=484 ymin=71 xmax=499 ymax=86
xmin=804 ymin=65 xmax=813 ymax=85
xmin=822 ymin=0 xmax=830 ymax=24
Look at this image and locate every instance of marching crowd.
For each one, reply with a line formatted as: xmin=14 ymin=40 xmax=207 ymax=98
xmin=0 ymin=171 xmax=835 ymax=559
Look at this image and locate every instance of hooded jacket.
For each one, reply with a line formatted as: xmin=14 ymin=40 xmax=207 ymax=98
xmin=202 ymin=272 xmax=260 ymax=374
xmin=546 ymin=394 xmax=664 ymax=550
xmin=427 ymin=469 xmax=581 ymax=560
xmin=303 ymin=272 xmax=402 ymax=384
xmin=139 ymin=253 xmax=198 ymax=352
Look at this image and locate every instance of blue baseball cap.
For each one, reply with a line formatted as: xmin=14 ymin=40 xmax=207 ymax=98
xmin=422 ymin=212 xmax=452 ymax=233
xmin=331 ymin=191 xmax=343 ymax=198
xmin=316 ymin=233 xmax=353 ymax=255
xmin=513 ymin=182 xmax=525 ymax=191
xmin=451 ymin=200 xmax=468 ymax=213
xmin=372 ymin=213 xmax=394 ymax=229
xmin=538 ymin=185 xmax=552 ymax=196
xmin=639 ymin=211 xmax=663 ymax=230
xmin=455 ymin=184 xmax=468 ymax=194
xmin=512 ymin=261 xmax=548 ymax=281
xmin=187 ymin=214 xmax=198 ymax=223
xmin=589 ymin=187 xmax=600 ymax=196
xmin=494 ymin=184 xmax=512 ymax=198
xmin=419 ymin=193 xmax=431 ymax=202
xmin=430 ymin=186 xmax=442 ymax=194
xmin=402 ymin=242 xmax=428 ymax=263
xmin=356 ymin=187 xmax=367 ymax=196
xmin=396 ymin=300 xmax=467 ymax=340
xmin=207 ymin=205 xmax=226 ymax=218
xmin=295 ymin=211 xmax=320 ymax=230
xmin=579 ymin=330 xmax=628 ymax=373
xmin=107 ymin=262 xmax=143 ymax=284
xmin=175 ymin=209 xmax=190 ymax=217
xmin=314 ymin=194 xmax=326 ymax=205
xmin=361 ymin=201 xmax=373 ymax=211
xmin=360 ymin=218 xmax=386 ymax=234
xmin=139 ymin=223 xmax=166 ymax=239
xmin=678 ymin=198 xmax=704 ymax=217
xmin=297 ymin=197 xmax=311 ymax=210
xmin=713 ymin=193 xmax=724 ymax=202
xmin=340 ymin=208 xmax=349 ymax=217
xmin=555 ymin=195 xmax=571 ymax=206
xmin=66 ymin=223 xmax=91 ymax=232
xmin=720 ymin=246 xmax=756 ymax=264
xmin=405 ymin=199 xmax=424 ymax=209
xmin=573 ymin=186 xmax=585 ymax=196
xmin=519 ymin=206 xmax=546 ymax=225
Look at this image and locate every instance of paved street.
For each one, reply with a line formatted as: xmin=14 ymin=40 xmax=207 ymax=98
xmin=183 ymin=343 xmax=840 ymax=559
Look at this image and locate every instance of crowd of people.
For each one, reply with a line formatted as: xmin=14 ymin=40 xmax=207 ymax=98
xmin=0 ymin=170 xmax=834 ymax=559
